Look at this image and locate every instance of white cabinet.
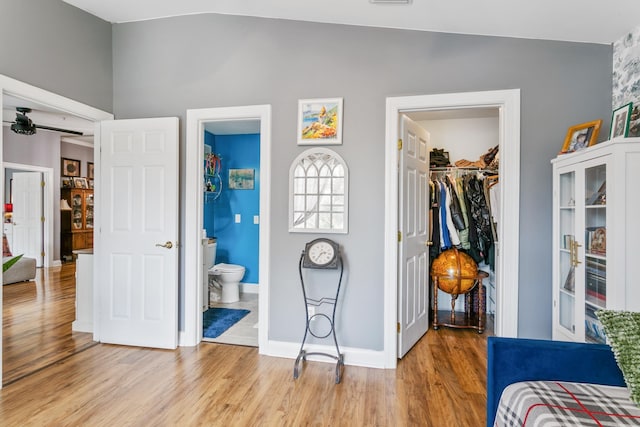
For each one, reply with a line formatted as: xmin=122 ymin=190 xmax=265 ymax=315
xmin=552 ymin=138 xmax=640 ymax=343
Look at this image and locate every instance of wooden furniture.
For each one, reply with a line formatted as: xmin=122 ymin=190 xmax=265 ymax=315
xmin=432 ymin=270 xmax=489 ymax=333
xmin=551 ymin=138 xmax=640 ymax=343
xmin=61 ymin=188 xmax=94 ymax=260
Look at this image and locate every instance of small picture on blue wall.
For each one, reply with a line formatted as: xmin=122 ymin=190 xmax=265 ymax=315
xmin=229 ymin=168 xmax=254 ymax=190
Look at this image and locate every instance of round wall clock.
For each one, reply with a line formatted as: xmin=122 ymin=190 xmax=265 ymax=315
xmin=302 ymin=238 xmax=339 ymax=269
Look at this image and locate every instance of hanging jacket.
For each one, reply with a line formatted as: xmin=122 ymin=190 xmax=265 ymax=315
xmin=464 ymin=175 xmax=493 ymax=264
xmin=446 ymin=176 xmax=465 ymax=231
xmin=429 ymin=180 xmax=441 ymax=260
xmin=455 ymin=177 xmax=471 ymax=250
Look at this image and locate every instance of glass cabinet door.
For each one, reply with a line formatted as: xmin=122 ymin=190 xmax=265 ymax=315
xmin=558 ymin=170 xmax=576 ymax=336
xmin=72 ymin=192 xmax=83 ymax=230
xmin=584 ymin=164 xmax=606 ymax=343
xmin=85 ymin=192 xmax=94 ymax=229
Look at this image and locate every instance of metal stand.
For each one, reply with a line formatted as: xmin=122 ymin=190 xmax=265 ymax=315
xmin=293 ymin=253 xmax=345 ymax=384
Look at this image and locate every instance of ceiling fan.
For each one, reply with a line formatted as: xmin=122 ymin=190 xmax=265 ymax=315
xmin=3 ymin=107 xmax=83 ymax=136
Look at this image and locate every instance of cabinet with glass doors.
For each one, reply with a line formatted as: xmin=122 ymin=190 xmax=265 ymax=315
xmin=552 ymin=138 xmax=640 ymax=343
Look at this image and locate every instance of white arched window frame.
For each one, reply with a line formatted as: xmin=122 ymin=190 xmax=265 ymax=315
xmin=289 ymin=148 xmax=349 ymax=234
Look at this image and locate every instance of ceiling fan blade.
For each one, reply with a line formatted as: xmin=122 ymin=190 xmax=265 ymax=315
xmin=35 ymin=124 xmax=83 ymax=136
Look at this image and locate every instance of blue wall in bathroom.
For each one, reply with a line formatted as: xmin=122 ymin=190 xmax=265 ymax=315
xmin=203 ymin=131 xmax=260 ymax=284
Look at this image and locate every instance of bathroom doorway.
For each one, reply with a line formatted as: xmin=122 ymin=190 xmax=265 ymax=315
xmin=202 ymin=124 xmax=260 ymax=346
xmin=185 ymin=105 xmax=271 ymax=351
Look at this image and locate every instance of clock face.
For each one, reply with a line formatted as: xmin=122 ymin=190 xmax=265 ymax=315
xmin=307 ymin=240 xmax=336 ymax=266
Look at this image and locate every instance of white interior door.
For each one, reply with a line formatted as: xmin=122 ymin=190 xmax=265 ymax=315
xmin=12 ymin=172 xmax=43 ymax=266
xmin=98 ymin=117 xmax=179 ymax=349
xmin=398 ymin=115 xmax=430 ymax=358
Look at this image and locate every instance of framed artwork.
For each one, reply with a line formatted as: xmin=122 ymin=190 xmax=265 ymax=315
xmin=87 ymin=162 xmax=94 ymax=180
xmin=228 ymin=169 xmax=255 ymax=190
xmin=61 ymin=177 xmax=73 ymax=188
xmin=88 ymin=179 xmax=94 ymax=189
xmin=62 ymin=158 xmax=81 ymax=177
xmin=559 ymin=119 xmax=602 ymax=154
xmin=297 ymin=97 xmax=343 ymax=145
xmin=73 ymin=177 xmax=88 ymax=189
xmin=609 ymin=102 xmax=632 ymax=139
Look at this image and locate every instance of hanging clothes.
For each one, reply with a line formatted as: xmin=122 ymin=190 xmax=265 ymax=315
xmin=464 ymin=174 xmax=493 ymax=264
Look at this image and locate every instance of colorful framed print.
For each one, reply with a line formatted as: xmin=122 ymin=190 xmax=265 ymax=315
xmin=559 ymin=119 xmax=602 ymax=154
xmin=610 ymin=102 xmax=632 ymax=139
xmin=62 ymin=158 xmax=81 ymax=177
xmin=297 ymin=97 xmax=343 ymax=145
xmin=228 ymin=169 xmax=255 ymax=190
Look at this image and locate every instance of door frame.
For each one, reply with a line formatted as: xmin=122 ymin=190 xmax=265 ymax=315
xmin=185 ymin=105 xmax=271 ymax=350
xmin=3 ymin=163 xmax=53 ymax=267
xmin=0 ymin=74 xmax=113 ymax=386
xmin=384 ymin=89 xmax=521 ymax=368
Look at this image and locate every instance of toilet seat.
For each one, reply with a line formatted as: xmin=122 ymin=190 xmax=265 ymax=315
xmin=209 ymin=263 xmax=244 ymax=274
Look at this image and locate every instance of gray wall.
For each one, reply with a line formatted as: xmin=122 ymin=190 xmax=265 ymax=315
xmin=0 ymin=0 xmax=113 ymax=113
xmin=112 ymin=14 xmax=613 ymax=348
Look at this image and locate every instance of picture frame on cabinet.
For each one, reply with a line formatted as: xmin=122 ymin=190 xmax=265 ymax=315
xmin=61 ymin=158 xmax=81 ymax=177
xmin=628 ymin=105 xmax=640 ymax=137
xmin=61 ymin=177 xmax=72 ymax=189
xmin=297 ymin=97 xmax=343 ymax=145
xmin=73 ymin=177 xmax=88 ymax=189
xmin=609 ymin=102 xmax=632 ymax=139
xmin=559 ymin=119 xmax=602 ymax=154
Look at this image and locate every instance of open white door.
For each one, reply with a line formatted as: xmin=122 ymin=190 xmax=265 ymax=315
xmin=98 ymin=117 xmax=179 ymax=349
xmin=12 ymin=172 xmax=43 ymax=266
xmin=398 ymin=115 xmax=430 ymax=358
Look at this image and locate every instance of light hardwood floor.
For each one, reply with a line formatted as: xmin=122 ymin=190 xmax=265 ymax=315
xmin=1 ymin=263 xmax=490 ymax=426
xmin=2 ymin=263 xmax=95 ymax=386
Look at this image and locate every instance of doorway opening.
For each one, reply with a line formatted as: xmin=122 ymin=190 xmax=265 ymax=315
xmin=3 ymin=163 xmax=54 ymax=267
xmin=0 ymin=74 xmax=113 ymax=387
xmin=383 ymin=90 xmax=521 ymax=368
xmin=185 ymin=105 xmax=271 ymax=351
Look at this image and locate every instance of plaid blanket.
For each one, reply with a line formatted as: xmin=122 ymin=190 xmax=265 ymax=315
xmin=495 ymin=381 xmax=640 ymax=426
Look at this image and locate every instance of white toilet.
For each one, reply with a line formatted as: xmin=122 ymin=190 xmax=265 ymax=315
xmin=208 ymin=263 xmax=245 ymax=303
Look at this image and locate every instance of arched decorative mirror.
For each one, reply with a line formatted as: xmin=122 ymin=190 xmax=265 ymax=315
xmin=289 ymin=148 xmax=349 ymax=234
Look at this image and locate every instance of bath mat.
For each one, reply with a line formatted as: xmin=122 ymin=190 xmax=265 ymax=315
xmin=203 ymin=308 xmax=250 ymax=339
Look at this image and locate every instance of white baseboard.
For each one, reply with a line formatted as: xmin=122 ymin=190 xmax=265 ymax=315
xmin=72 ymin=320 xmax=93 ymax=333
xmin=240 ymin=283 xmax=258 ymax=294
xmin=52 ymin=260 xmax=62 ymax=267
xmin=260 ymin=339 xmax=387 ymax=369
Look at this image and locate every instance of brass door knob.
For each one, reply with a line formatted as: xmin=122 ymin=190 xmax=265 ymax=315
xmin=155 ymin=241 xmax=173 ymax=249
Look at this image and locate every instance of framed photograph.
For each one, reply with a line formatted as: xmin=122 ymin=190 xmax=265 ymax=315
xmin=609 ymin=102 xmax=632 ymax=139
xmin=297 ymin=97 xmax=343 ymax=145
xmin=73 ymin=177 xmax=88 ymax=189
xmin=61 ymin=177 xmax=73 ymax=188
xmin=62 ymin=158 xmax=81 ymax=177
xmin=559 ymin=119 xmax=602 ymax=154
xmin=628 ymin=105 xmax=640 ymax=137
xmin=87 ymin=162 xmax=94 ymax=180
xmin=228 ymin=169 xmax=255 ymax=190
xmin=88 ymin=179 xmax=94 ymax=189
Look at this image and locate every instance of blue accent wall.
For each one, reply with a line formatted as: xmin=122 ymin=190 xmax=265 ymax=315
xmin=203 ymin=131 xmax=260 ymax=284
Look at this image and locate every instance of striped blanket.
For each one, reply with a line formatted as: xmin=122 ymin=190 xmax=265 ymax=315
xmin=495 ymin=381 xmax=640 ymax=426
